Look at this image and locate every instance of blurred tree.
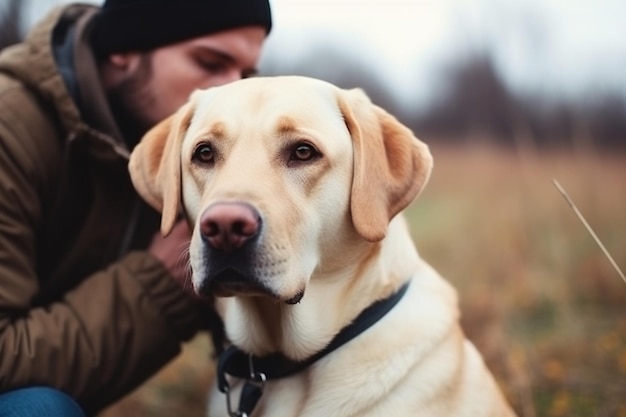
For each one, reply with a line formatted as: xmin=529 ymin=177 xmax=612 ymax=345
xmin=582 ymin=93 xmax=626 ymax=148
xmin=412 ymin=52 xmax=626 ymax=149
xmin=413 ymin=53 xmax=528 ymax=144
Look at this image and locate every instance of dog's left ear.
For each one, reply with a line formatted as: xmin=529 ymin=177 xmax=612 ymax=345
xmin=128 ymin=100 xmax=195 ymax=236
xmin=338 ymin=88 xmax=433 ymax=242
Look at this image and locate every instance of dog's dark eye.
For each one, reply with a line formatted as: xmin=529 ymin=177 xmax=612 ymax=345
xmin=193 ymin=143 xmax=214 ymax=164
xmin=290 ymin=143 xmax=319 ymax=162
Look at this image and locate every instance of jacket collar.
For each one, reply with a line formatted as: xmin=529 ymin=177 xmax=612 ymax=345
xmin=72 ymin=11 xmax=126 ymax=146
xmin=0 ymin=4 xmax=129 ymax=160
xmin=62 ymin=7 xmax=131 ymax=160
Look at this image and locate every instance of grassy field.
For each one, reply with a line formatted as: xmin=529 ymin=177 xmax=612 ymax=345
xmin=100 ymin=143 xmax=626 ymax=417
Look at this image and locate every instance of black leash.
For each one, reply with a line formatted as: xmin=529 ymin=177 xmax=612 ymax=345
xmin=216 ymin=281 xmax=410 ymax=416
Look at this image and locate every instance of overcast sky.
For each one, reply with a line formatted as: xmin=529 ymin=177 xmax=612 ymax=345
xmin=20 ymin=0 xmax=626 ymax=108
xmin=263 ymin=0 xmax=626 ymax=106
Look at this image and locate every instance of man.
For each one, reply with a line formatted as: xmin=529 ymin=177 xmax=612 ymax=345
xmin=0 ymin=0 xmax=272 ymax=415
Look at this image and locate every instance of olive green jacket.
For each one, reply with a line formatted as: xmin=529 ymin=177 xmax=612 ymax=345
xmin=0 ymin=5 xmax=206 ymax=413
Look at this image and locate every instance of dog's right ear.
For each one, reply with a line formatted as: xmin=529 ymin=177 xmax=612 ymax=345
xmin=128 ymin=100 xmax=194 ymax=236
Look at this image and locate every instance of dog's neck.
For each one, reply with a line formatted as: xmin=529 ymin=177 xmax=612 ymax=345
xmin=214 ymin=271 xmax=413 ymax=417
xmin=214 ymin=216 xmax=420 ymax=361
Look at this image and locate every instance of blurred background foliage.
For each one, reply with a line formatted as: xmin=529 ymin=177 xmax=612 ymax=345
xmin=2 ymin=0 xmax=625 ymax=415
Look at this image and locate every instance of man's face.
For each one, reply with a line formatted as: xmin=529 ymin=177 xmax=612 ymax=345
xmin=108 ymin=26 xmax=267 ymax=134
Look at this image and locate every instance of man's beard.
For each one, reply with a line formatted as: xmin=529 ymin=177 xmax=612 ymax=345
xmin=107 ymin=54 xmax=156 ymax=148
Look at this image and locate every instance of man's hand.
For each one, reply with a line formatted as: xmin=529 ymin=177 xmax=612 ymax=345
xmin=148 ymin=220 xmax=220 ymax=337
xmin=148 ymin=219 xmax=194 ymax=293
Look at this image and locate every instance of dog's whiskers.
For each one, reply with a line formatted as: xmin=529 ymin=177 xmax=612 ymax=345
xmin=174 ymin=241 xmax=195 ymax=292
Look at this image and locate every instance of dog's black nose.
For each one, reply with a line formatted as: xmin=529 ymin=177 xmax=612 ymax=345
xmin=200 ymin=203 xmax=260 ymax=253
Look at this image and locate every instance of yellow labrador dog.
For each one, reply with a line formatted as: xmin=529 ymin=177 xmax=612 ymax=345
xmin=129 ymin=76 xmax=517 ymax=417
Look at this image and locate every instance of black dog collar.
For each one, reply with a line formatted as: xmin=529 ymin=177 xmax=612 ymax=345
xmin=216 ymin=281 xmax=410 ymax=416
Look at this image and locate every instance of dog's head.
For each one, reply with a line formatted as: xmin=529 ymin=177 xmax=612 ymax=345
xmin=129 ymin=76 xmax=432 ymax=304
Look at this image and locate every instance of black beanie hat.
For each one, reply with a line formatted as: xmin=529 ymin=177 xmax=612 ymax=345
xmin=90 ymin=0 xmax=272 ymax=56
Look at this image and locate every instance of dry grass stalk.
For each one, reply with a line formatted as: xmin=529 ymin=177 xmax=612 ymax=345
xmin=552 ymin=178 xmax=626 ymax=285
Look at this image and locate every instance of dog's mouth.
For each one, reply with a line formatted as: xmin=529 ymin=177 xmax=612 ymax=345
xmin=200 ymin=268 xmax=266 ymax=298
xmin=198 ymin=268 xmax=304 ymax=305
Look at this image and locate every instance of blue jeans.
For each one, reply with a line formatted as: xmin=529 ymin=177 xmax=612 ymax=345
xmin=0 ymin=387 xmax=85 ymax=417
